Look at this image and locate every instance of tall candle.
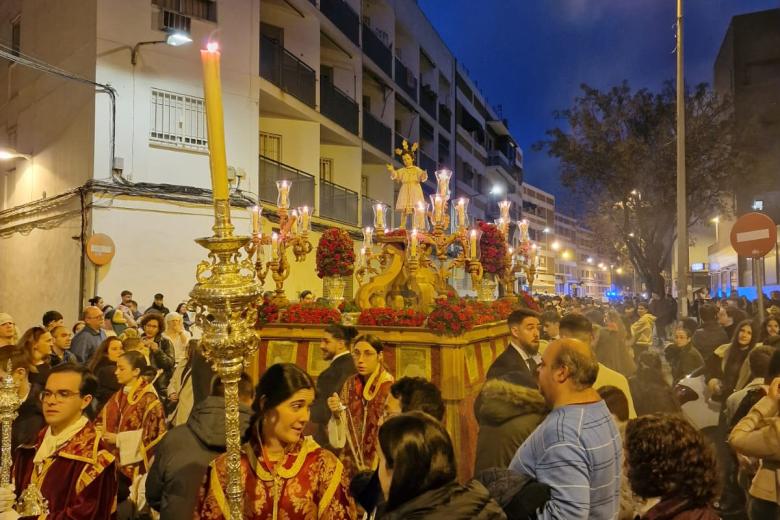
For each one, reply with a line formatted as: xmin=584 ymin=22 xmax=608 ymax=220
xmin=374 ymin=204 xmax=385 ymax=229
xmin=359 ymin=247 xmax=367 ymax=268
xmin=433 ymin=195 xmax=443 ymax=223
xmin=469 ymin=229 xmax=478 ymax=259
xmin=289 ymin=210 xmax=298 ymax=236
xmin=271 ymin=232 xmax=279 ymax=260
xmin=413 ymin=203 xmax=427 ymax=230
xmin=299 ymin=206 xmax=310 ymax=232
xmin=410 ymin=229 xmax=418 ymax=257
xmin=435 ymin=169 xmax=452 ymax=200
xmin=277 ymin=180 xmax=290 ymax=209
xmin=456 ymin=198 xmax=468 ymax=229
xmin=200 ymin=42 xmax=230 ymax=200
xmin=498 ymin=200 xmax=511 ymax=221
xmin=251 ymin=205 xmax=261 ymax=234
xmin=363 ymin=227 xmax=373 ymax=249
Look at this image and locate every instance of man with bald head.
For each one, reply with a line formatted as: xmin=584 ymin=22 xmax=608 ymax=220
xmin=70 ymin=306 xmax=107 ymax=363
xmin=509 ymin=339 xmax=622 ymax=519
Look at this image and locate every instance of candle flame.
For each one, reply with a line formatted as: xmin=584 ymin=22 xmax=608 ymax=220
xmin=206 ymin=41 xmax=219 ymax=53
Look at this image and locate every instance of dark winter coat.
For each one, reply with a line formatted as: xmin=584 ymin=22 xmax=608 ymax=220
xmin=692 ymin=323 xmax=729 ymax=359
xmin=380 ymin=480 xmax=507 ymax=520
xmin=474 ymin=379 xmax=547 ymax=474
xmin=146 ymin=334 xmax=175 ymax=399
xmin=12 ymin=384 xmax=44 ymax=450
xmin=311 ymin=353 xmax=356 ymax=450
xmin=145 ymin=396 xmax=252 ymax=519
xmin=628 ymin=369 xmax=681 ymax=416
xmin=664 ymin=342 xmax=704 ymax=384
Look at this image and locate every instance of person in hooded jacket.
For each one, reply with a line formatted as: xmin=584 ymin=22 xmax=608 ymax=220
xmin=377 ymin=411 xmax=506 ymax=520
xmin=145 ymin=373 xmax=255 ymax=519
xmin=474 ymin=370 xmax=547 ymax=474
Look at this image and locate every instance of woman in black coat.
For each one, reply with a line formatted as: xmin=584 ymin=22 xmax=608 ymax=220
xmin=87 ymin=336 xmax=125 ymax=412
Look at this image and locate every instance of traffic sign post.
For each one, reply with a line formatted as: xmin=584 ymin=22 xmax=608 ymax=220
xmin=730 ymin=212 xmax=778 ymax=321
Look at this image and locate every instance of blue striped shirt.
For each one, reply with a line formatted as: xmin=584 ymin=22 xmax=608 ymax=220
xmin=509 ymin=400 xmax=621 ymax=520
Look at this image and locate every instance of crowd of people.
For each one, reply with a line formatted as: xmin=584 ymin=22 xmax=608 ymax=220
xmin=0 ymin=287 xmax=778 ymax=519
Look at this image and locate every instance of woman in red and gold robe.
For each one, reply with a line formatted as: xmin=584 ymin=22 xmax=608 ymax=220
xmin=98 ymin=351 xmax=167 ymax=484
xmin=195 ymin=363 xmax=355 ymax=519
xmin=327 ymin=335 xmax=394 ymax=479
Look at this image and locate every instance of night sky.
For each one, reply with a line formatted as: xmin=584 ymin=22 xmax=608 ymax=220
xmin=418 ymin=0 xmax=779 ymax=201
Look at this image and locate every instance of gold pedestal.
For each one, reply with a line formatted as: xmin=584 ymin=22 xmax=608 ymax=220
xmin=190 ymin=200 xmax=262 ymax=519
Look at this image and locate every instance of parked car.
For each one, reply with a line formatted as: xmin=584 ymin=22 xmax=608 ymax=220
xmin=674 ymin=366 xmax=720 ymax=433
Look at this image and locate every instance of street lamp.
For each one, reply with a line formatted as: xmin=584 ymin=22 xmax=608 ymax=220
xmin=551 ymin=240 xmax=560 ymax=251
xmin=586 ymin=257 xmax=594 ymax=264
xmin=0 ymin=148 xmax=31 ymax=160
xmin=131 ymin=31 xmax=193 ymax=66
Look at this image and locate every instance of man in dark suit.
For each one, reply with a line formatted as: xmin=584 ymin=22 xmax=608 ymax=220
xmin=310 ymin=324 xmax=357 ymax=451
xmin=486 ymin=308 xmax=542 ymax=385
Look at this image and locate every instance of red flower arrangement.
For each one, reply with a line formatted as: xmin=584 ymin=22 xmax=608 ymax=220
xmin=478 ymin=221 xmax=509 ymax=275
xmin=358 ymin=307 xmax=427 ymax=327
xmin=256 ymin=298 xmax=280 ymax=326
xmin=426 ymin=293 xmax=476 ymax=336
xmin=517 ymin=290 xmax=541 ymax=312
xmin=281 ymin=303 xmax=341 ymax=325
xmin=316 ymin=228 xmax=356 ymax=278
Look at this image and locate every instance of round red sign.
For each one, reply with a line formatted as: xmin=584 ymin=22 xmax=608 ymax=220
xmin=86 ymin=233 xmax=116 ymax=266
xmin=729 ymin=212 xmax=777 ymax=258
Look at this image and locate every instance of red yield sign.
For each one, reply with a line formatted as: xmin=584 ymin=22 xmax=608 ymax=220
xmin=730 ymin=212 xmax=777 ymax=258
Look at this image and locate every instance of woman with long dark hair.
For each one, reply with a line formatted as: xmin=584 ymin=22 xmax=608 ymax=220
xmin=16 ymin=326 xmax=53 ymax=388
xmin=625 ymin=414 xmax=719 ymax=519
xmin=195 ymin=363 xmax=355 ymax=519
xmin=88 ymin=336 xmax=125 ymax=410
xmin=327 ymin=335 xmax=394 ymax=479
xmin=706 ymin=319 xmax=758 ymax=401
xmin=378 ymin=411 xmax=505 ymax=519
xmin=760 ymin=314 xmax=780 ymax=344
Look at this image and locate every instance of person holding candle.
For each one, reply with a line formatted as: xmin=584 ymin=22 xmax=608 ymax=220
xmin=386 ymin=141 xmax=427 ymax=229
xmin=327 ymin=335 xmax=394 ymax=481
xmin=195 ymin=363 xmax=356 ymax=519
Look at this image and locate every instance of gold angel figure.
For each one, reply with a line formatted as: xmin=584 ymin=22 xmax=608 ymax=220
xmin=386 ymin=140 xmax=427 ymax=228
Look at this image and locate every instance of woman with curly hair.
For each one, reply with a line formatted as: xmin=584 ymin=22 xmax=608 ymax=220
xmin=139 ymin=313 xmax=175 ymax=399
xmin=625 ymin=414 xmax=720 ymax=519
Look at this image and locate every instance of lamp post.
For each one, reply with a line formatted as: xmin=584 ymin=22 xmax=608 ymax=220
xmin=675 ymin=0 xmax=689 ymax=317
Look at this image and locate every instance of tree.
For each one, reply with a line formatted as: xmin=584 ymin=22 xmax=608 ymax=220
xmin=536 ymin=81 xmax=751 ymax=295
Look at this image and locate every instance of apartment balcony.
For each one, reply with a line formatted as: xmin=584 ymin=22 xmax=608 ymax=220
xmin=320 ymin=179 xmax=359 ymax=225
xmin=321 ymin=80 xmax=359 ymax=135
xmin=361 ymin=23 xmax=392 ymax=77
xmin=488 ymin=149 xmax=513 ymax=173
xmin=260 ymin=35 xmax=316 ymax=108
xmin=394 ymin=58 xmax=418 ymax=102
xmin=439 ymin=104 xmax=452 ymax=129
xmin=320 ymin=0 xmax=359 ymax=46
xmin=420 ymin=85 xmax=437 ymax=119
xmin=363 ymin=111 xmax=392 ymax=155
xmin=259 ymin=155 xmax=316 ymax=208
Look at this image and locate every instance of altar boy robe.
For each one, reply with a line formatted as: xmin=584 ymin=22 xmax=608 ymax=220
xmin=195 ymin=434 xmax=355 ymax=520
xmin=99 ymin=379 xmax=167 ymax=480
xmin=13 ymin=421 xmax=118 ymax=519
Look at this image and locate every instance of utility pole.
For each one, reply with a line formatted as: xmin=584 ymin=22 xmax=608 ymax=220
xmin=676 ymin=0 xmax=689 ymax=317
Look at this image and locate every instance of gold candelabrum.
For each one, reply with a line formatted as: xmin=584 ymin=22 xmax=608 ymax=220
xmin=355 ymin=160 xmax=489 ymax=312
xmin=245 ymin=190 xmax=313 ymax=306
xmin=190 ymin=41 xmax=264 ymax=519
xmin=0 ymin=363 xmax=18 ymax=488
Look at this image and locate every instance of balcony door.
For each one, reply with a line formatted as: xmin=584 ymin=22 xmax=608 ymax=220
xmin=260 ymin=132 xmax=281 ymax=162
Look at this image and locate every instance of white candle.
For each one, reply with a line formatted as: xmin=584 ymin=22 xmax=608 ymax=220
xmin=251 ymin=205 xmax=261 ymax=234
xmin=300 ymin=206 xmax=310 ymax=232
xmin=410 ymin=229 xmax=418 ymax=257
xmin=363 ymin=227 xmax=373 ymax=249
xmin=374 ymin=204 xmax=385 ymax=229
xmin=433 ymin=195 xmax=443 ymax=223
xmin=271 ymin=232 xmax=279 ymax=260
xmin=456 ymin=199 xmax=467 ymax=228
xmin=414 ymin=203 xmax=426 ymax=230
xmin=277 ymin=180 xmax=290 ymax=209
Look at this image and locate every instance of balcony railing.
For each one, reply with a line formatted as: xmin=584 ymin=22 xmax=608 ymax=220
xmin=321 ymin=80 xmax=359 ymax=134
xmin=488 ymin=150 xmax=513 ymax=173
xmin=421 ymin=85 xmax=437 ymax=119
xmin=260 ymin=35 xmax=316 ymax=108
xmin=419 ymin=150 xmax=436 ymax=174
xmin=363 ymin=111 xmax=391 ymax=154
xmin=320 ymin=0 xmax=359 ymax=45
xmin=438 ymin=104 xmax=452 ymax=129
xmin=258 ymin=155 xmax=316 ymax=209
xmin=361 ymin=195 xmax=379 ymax=227
xmin=320 ymin=179 xmax=358 ymax=225
xmin=394 ymin=57 xmax=418 ymax=101
xmin=361 ymin=23 xmax=392 ymax=77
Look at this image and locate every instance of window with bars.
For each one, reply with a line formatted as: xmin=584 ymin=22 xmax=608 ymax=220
xmin=149 ymin=88 xmax=208 ymax=151
xmin=152 ymin=0 xmax=217 ymax=22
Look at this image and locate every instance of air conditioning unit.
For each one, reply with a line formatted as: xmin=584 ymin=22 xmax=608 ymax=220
xmin=158 ymin=9 xmax=191 ymax=34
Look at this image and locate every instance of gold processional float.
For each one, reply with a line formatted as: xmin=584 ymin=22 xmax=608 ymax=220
xmin=0 ymin=42 xmax=542 ymax=519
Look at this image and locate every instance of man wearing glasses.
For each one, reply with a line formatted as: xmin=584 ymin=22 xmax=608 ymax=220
xmin=0 ymin=363 xmax=118 ymax=518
